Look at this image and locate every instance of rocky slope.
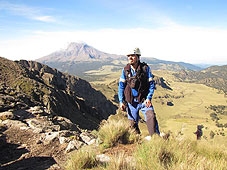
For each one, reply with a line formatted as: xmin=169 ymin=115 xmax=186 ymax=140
xmin=0 ymin=57 xmax=117 ymax=130
xmin=0 ymin=105 xmax=99 ymax=169
xmin=0 ymin=56 xmax=119 ymax=169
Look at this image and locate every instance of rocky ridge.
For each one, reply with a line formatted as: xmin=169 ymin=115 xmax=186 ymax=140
xmin=0 ymin=57 xmax=117 ymax=130
xmin=0 ymin=56 xmax=119 ymax=169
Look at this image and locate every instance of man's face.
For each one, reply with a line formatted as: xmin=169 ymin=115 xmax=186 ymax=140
xmin=127 ymin=54 xmax=139 ymax=65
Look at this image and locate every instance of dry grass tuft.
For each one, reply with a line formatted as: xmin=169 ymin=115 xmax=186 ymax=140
xmin=64 ymin=116 xmax=227 ymax=170
xmin=64 ymin=146 xmax=98 ymax=170
xmin=97 ymin=118 xmax=140 ymax=149
xmin=134 ymin=135 xmax=227 ymax=170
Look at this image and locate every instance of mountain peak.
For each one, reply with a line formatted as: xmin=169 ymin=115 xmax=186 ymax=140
xmin=37 ymin=42 xmax=124 ymax=63
xmin=66 ymin=42 xmax=88 ymax=51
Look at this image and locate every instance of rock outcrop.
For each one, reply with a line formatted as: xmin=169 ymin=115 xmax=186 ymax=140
xmin=0 ymin=56 xmax=118 ymax=168
xmin=0 ymin=106 xmax=98 ymax=169
xmin=0 ymin=57 xmax=117 ymax=130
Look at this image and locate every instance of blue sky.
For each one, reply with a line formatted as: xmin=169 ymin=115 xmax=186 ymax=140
xmin=1 ymin=0 xmax=227 ymax=64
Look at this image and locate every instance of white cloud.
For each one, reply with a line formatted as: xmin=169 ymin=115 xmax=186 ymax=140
xmin=33 ymin=16 xmax=56 ymax=22
xmin=0 ymin=25 xmax=227 ymax=64
xmin=0 ymin=1 xmax=56 ymax=23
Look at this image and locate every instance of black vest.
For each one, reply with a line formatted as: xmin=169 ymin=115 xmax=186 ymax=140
xmin=123 ymin=62 xmax=150 ymax=104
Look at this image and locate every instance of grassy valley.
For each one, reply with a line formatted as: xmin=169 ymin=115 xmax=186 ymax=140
xmin=85 ymin=66 xmax=227 ymax=147
xmin=173 ymin=65 xmax=227 ymax=93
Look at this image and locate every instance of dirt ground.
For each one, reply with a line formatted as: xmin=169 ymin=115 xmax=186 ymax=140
xmin=0 ymin=126 xmax=138 ymax=170
xmin=0 ymin=125 xmax=67 ymax=170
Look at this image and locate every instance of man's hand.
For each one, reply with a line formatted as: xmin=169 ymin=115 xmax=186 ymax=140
xmin=120 ymin=103 xmax=126 ymax=111
xmin=145 ymin=99 xmax=152 ymax=108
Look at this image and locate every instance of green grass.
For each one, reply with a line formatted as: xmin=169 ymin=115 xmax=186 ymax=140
xmin=12 ymin=78 xmax=34 ymax=95
xmin=64 ymin=145 xmax=98 ymax=170
xmin=64 ymin=116 xmax=227 ymax=170
xmin=103 ymin=152 xmax=136 ymax=170
xmin=97 ymin=116 xmax=140 ymax=149
xmin=134 ymin=135 xmax=227 ymax=170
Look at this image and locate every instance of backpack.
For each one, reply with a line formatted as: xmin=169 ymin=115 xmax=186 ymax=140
xmin=124 ymin=62 xmax=148 ymax=80
xmin=123 ymin=62 xmax=150 ymax=104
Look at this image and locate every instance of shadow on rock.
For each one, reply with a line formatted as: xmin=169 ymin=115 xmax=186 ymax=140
xmin=113 ymin=94 xmax=119 ymax=103
xmin=0 ymin=156 xmax=57 ymax=170
xmin=0 ymin=137 xmax=29 ymax=165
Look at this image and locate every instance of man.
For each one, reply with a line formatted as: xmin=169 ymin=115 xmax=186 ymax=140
xmin=118 ymin=48 xmax=160 ymax=137
xmin=194 ymin=125 xmax=203 ymax=140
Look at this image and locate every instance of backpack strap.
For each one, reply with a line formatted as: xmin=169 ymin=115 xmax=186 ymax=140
xmin=141 ymin=62 xmax=148 ymax=74
xmin=136 ymin=62 xmax=148 ymax=78
xmin=124 ymin=64 xmax=131 ymax=80
xmin=124 ymin=62 xmax=148 ymax=79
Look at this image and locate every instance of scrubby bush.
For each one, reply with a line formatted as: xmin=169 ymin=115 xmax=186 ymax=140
xmin=210 ymin=131 xmax=215 ymax=139
xmin=104 ymin=152 xmax=136 ymax=170
xmin=64 ymin=146 xmax=98 ymax=170
xmin=208 ymin=105 xmax=227 ymax=115
xmin=97 ymin=118 xmax=140 ymax=149
xmin=64 ymin=129 xmax=227 ymax=170
xmin=224 ymin=123 xmax=227 ymax=128
xmin=216 ymin=122 xmax=224 ymax=128
xmin=210 ymin=113 xmax=219 ymax=121
xmin=64 ymin=115 xmax=227 ymax=170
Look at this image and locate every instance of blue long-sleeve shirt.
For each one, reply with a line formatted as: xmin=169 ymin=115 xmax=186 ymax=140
xmin=118 ymin=65 xmax=155 ymax=104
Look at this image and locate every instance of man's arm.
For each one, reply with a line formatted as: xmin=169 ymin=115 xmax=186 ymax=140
xmin=145 ymin=66 xmax=155 ymax=107
xmin=118 ymin=69 xmax=126 ymax=110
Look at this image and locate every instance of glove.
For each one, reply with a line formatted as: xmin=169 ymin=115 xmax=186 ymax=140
xmin=120 ymin=103 xmax=126 ymax=111
xmin=145 ymin=99 xmax=152 ymax=108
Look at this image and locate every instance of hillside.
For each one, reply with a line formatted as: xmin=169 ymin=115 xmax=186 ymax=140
xmin=0 ymin=57 xmax=117 ymax=130
xmin=173 ymin=65 xmax=227 ymax=93
xmin=36 ymin=42 xmax=202 ymax=81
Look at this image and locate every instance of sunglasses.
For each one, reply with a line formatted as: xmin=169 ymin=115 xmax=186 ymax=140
xmin=127 ymin=55 xmax=136 ymax=57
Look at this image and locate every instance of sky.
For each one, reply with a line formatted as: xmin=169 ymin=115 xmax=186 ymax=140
xmin=0 ymin=0 xmax=227 ymax=65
